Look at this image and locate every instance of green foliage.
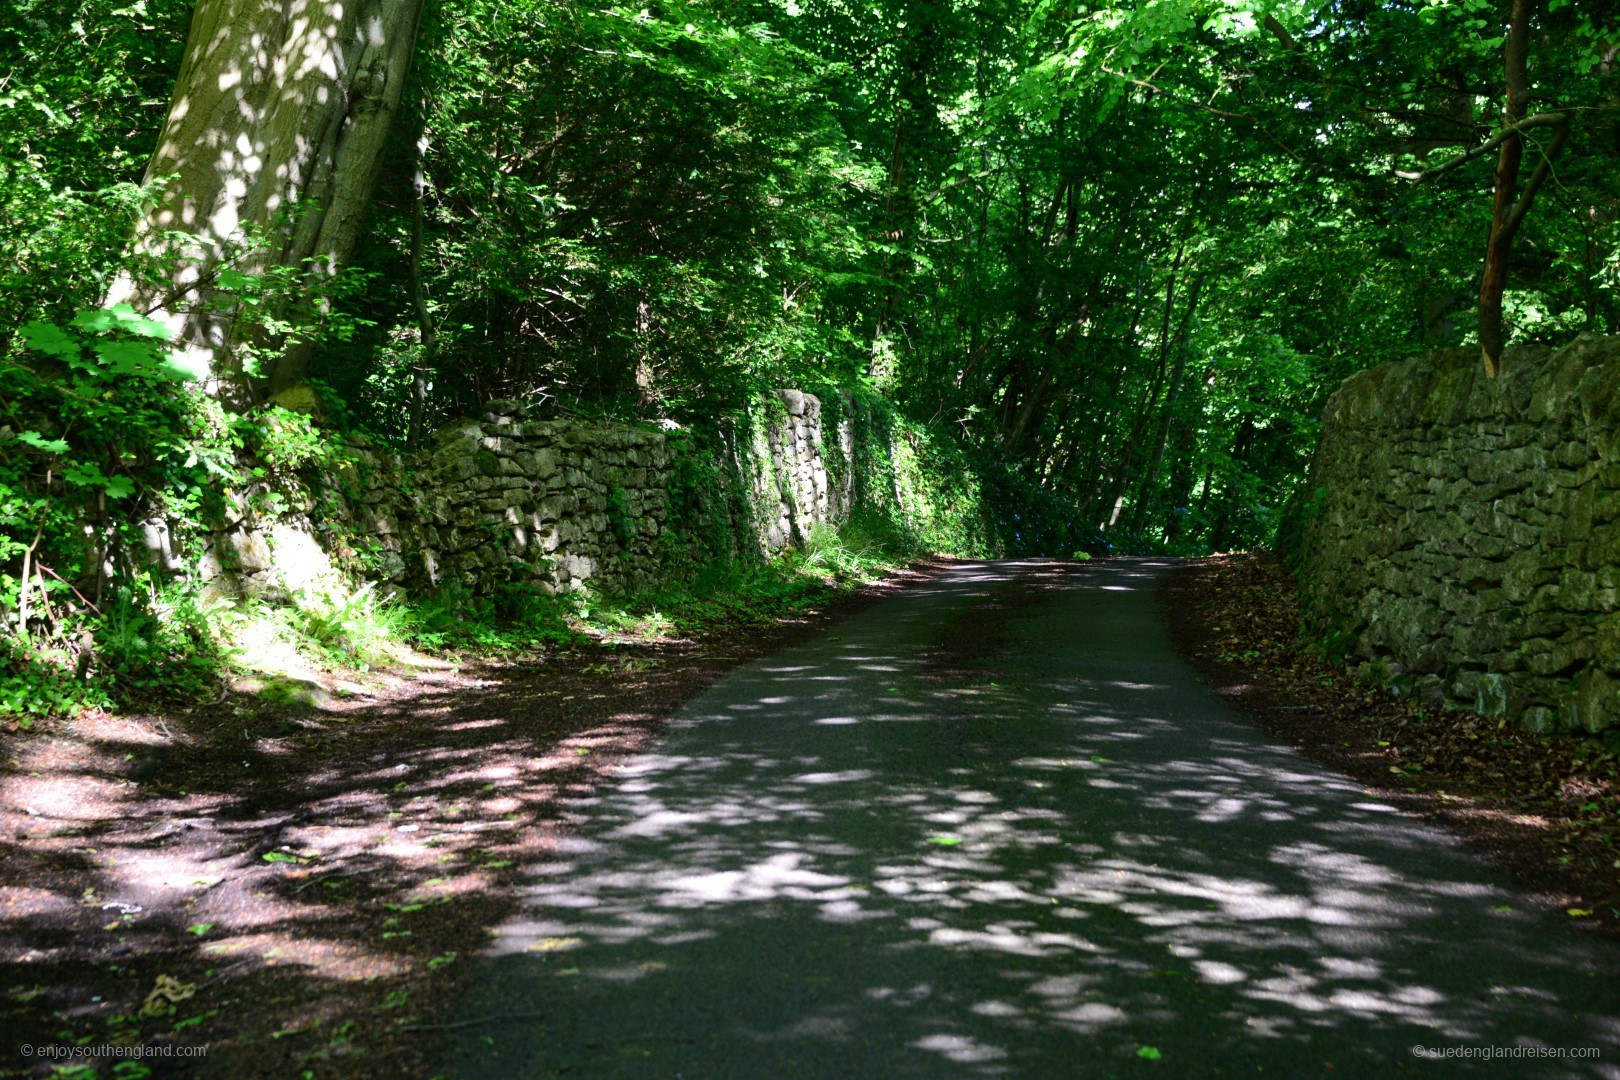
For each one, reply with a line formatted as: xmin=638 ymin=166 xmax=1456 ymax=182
xmin=605 ymin=483 xmax=635 ymax=546
xmin=1275 ymin=486 xmax=1329 ymax=578
xmin=492 ymin=582 xmax=577 ymax=646
xmin=407 ymin=582 xmax=577 ymax=651
xmin=659 ymin=422 xmax=759 ymax=577
xmin=322 ymin=0 xmax=878 ymax=434
xmin=0 ymin=300 xmax=356 ymax=715
xmin=0 ymin=636 xmax=109 ymax=722
xmin=283 ymin=584 xmax=414 ymax=667
xmin=5 ymin=0 xmax=1618 ymax=709
xmin=630 ymin=531 xmax=888 ymax=632
xmin=832 ymin=389 xmax=1084 ymax=558
xmin=799 ymin=521 xmax=886 ymax=578
xmin=2 ymin=304 xmax=218 ymax=629
xmin=876 ymin=0 xmax=1618 ymax=554
xmin=0 ymin=0 xmax=191 ymax=336
xmin=93 ymin=579 xmax=227 ymax=695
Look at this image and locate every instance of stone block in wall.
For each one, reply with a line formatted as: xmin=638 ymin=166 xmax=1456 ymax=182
xmin=479 ymin=435 xmax=517 ymax=457
xmin=361 ymin=508 xmax=396 ymax=536
xmin=223 ymin=530 xmax=274 ymax=573
xmin=1588 ymin=524 xmax=1620 ymax=568
xmin=377 ymin=550 xmax=407 ymax=582
xmin=1474 ymin=673 xmax=1513 ymax=719
xmin=1596 ymin=614 xmax=1620 ymax=668
xmin=1521 ymin=706 xmax=1559 ymax=733
xmin=1567 ymin=667 xmax=1620 ymax=733
xmin=1524 ymin=634 xmax=1593 ymax=677
xmin=560 ymin=554 xmax=595 ymax=580
xmin=532 ymin=449 xmax=560 ymax=479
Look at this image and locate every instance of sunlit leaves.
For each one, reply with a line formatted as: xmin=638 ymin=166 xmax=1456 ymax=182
xmin=0 ymin=0 xmax=191 ymax=328
xmin=15 ymin=431 xmax=69 ymax=455
xmin=332 ymin=0 xmax=879 ymax=426
xmin=71 ymin=302 xmax=172 ymax=340
xmin=61 ymin=462 xmax=136 ymax=499
xmin=18 ymin=321 xmax=79 ymax=360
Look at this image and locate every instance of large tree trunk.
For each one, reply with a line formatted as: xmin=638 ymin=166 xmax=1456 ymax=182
xmin=112 ymin=0 xmax=425 ymax=403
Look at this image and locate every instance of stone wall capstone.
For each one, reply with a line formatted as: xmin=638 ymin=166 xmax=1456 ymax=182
xmin=1295 ymin=334 xmax=1620 ymax=734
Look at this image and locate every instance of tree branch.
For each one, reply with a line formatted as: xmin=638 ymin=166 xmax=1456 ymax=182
xmin=1479 ymin=0 xmax=1536 ymax=378
xmin=1504 ymin=114 xmax=1571 ymax=237
xmin=1394 ymin=111 xmax=1570 ymax=182
xmin=1099 ymin=67 xmax=1301 ymax=161
xmin=1262 ymin=15 xmax=1298 ymax=52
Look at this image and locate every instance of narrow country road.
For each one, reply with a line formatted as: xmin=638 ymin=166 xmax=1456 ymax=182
xmin=441 ymin=559 xmax=1620 ymax=1077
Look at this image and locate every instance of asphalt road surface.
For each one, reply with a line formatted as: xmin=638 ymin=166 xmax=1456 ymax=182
xmin=441 ymin=559 xmax=1620 ymax=1078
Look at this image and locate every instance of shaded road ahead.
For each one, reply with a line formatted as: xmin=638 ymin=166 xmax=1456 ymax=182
xmin=443 ymin=559 xmax=1620 ymax=1077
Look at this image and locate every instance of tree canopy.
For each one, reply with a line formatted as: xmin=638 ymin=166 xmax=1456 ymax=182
xmin=3 ymin=0 xmax=1617 ymax=557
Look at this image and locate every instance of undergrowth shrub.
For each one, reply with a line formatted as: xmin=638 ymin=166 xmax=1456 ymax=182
xmin=285 ymin=583 xmax=415 ymax=666
xmin=407 ymin=581 xmax=578 ymax=650
xmin=1 ymin=269 xmax=370 ymax=715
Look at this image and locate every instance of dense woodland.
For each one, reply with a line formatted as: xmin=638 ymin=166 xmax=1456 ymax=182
xmin=1 ymin=0 xmax=1617 ymax=708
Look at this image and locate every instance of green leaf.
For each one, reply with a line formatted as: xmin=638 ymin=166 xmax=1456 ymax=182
xmin=186 ymin=923 xmax=216 ymax=936
xmin=216 ymin=267 xmax=256 ymax=292
xmin=71 ymin=302 xmax=172 ymax=340
xmin=61 ymin=462 xmax=109 ymax=487
xmin=18 ymin=321 xmax=80 ymax=360
xmin=61 ymin=462 xmax=132 ymax=498
xmin=94 ymin=339 xmax=160 ymax=374
xmin=926 ymin=835 xmax=962 ymax=846
xmin=16 ymin=431 xmax=69 ymax=455
xmin=1137 ymin=1046 xmax=1162 ymax=1060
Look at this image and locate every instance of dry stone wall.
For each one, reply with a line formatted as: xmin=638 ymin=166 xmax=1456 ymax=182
xmin=201 ymin=389 xmax=851 ymax=601
xmin=1295 ymin=334 xmax=1620 ymax=734
xmin=733 ymin=388 xmax=853 ymax=551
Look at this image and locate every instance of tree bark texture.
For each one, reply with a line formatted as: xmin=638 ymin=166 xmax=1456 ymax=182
xmin=116 ymin=0 xmax=425 ymax=399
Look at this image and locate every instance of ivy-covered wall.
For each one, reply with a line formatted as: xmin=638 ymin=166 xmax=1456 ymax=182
xmin=202 ymin=387 xmax=1081 ymax=603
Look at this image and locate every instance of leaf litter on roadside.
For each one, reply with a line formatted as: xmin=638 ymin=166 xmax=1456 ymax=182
xmin=1169 ymin=553 xmax=1620 ymax=936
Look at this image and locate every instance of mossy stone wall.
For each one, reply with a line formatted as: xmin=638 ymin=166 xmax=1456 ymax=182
xmin=202 ymin=386 xmax=1070 ymax=603
xmin=1295 ymin=335 xmax=1620 ymax=734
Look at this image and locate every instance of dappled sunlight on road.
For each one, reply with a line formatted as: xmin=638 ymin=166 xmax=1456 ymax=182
xmin=0 ymin=655 xmax=688 ymax=1057
xmin=448 ymin=560 xmax=1620 ymax=1076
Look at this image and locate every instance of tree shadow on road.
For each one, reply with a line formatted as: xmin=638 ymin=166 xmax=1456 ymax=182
xmin=443 ymin=560 xmax=1620 ymax=1077
xmin=0 ymin=567 xmax=945 ymax=1078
